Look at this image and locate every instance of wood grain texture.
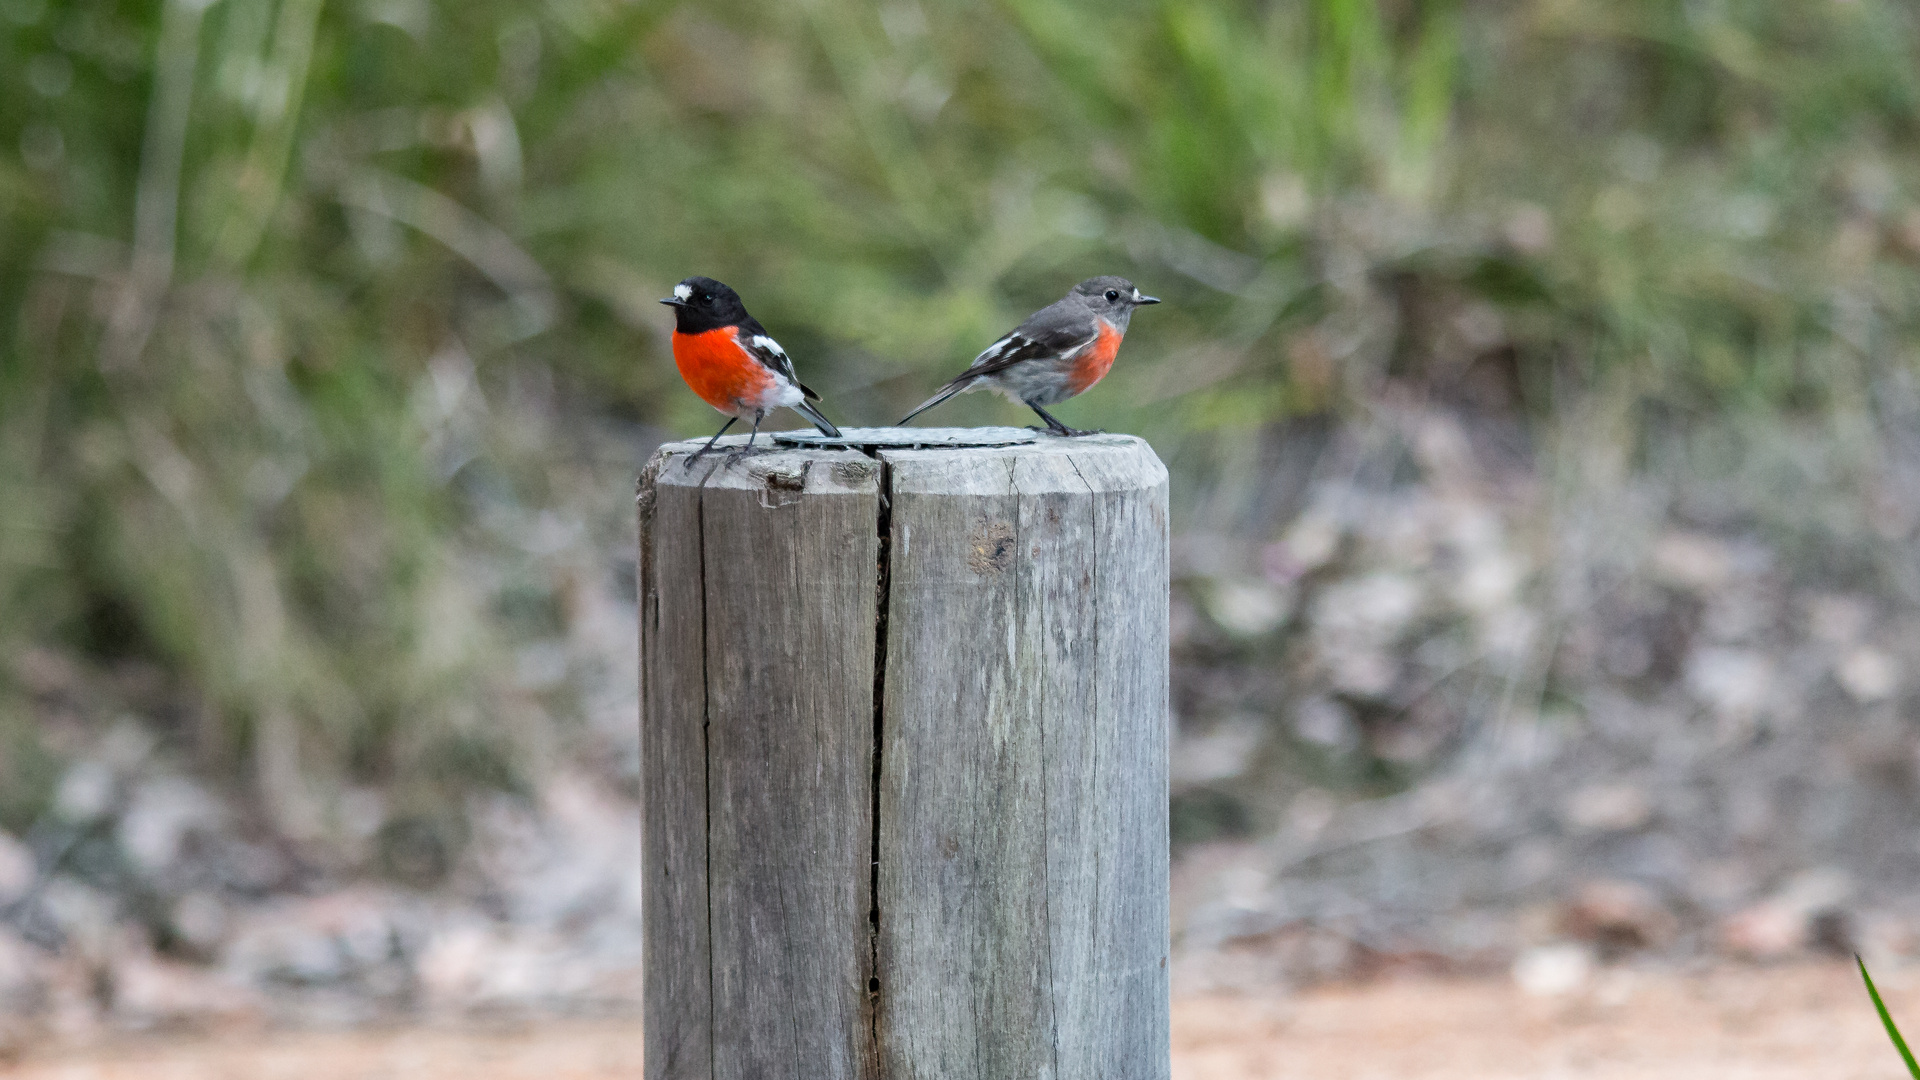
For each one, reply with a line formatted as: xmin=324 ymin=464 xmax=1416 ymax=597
xmin=1047 ymin=442 xmax=1172 ymax=1077
xmin=873 ymin=449 xmax=1057 ymax=1078
xmin=875 ymin=435 xmax=1170 ymax=1080
xmin=641 ymin=433 xmax=1168 ymax=1080
xmin=639 ymin=453 xmax=714 ymax=1080
xmin=699 ymin=449 xmax=881 ymax=1080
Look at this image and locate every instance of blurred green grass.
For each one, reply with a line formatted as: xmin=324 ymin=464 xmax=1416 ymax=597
xmin=2 ymin=0 xmax=1918 ymax=870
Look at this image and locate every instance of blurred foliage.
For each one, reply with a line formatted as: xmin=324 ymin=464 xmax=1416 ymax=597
xmin=2 ymin=0 xmax=1919 ymax=869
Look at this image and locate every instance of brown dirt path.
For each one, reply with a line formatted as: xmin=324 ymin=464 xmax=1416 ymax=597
xmin=2 ymin=961 xmax=1913 ymax=1079
xmin=1174 ymin=961 xmax=1915 ymax=1080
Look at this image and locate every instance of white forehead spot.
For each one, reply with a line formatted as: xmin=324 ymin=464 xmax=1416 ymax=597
xmin=751 ymin=334 xmax=786 ymax=356
xmin=1131 ymin=288 xmax=1143 ymax=301
xmin=674 ymin=283 xmax=692 ymax=301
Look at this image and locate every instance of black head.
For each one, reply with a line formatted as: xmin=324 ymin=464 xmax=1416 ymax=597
xmin=660 ymin=276 xmax=750 ymax=333
xmin=1069 ymin=275 xmax=1160 ymax=329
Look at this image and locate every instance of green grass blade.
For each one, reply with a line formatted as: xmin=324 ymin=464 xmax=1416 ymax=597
xmin=1859 ymin=955 xmax=1920 ymax=1079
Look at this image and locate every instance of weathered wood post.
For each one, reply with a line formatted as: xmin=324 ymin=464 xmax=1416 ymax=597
xmin=638 ymin=427 xmax=1170 ymax=1080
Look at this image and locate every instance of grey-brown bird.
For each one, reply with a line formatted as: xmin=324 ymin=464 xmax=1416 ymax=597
xmin=898 ymin=276 xmax=1160 ymax=436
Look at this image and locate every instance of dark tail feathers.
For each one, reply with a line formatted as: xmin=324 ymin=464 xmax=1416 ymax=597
xmin=897 ymin=375 xmax=976 ymax=427
xmin=791 ymin=398 xmax=840 ymax=438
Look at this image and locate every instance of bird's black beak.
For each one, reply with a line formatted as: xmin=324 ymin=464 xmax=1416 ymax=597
xmin=659 ymin=297 xmax=685 ymax=307
xmin=1136 ymin=295 xmax=1161 ymax=305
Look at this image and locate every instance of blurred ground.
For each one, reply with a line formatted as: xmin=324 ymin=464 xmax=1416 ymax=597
xmin=0 ymin=961 xmax=1910 ymax=1079
xmin=5 ymin=405 xmax=1920 ymax=1040
xmin=8 ymin=2 xmax=1920 ymax=1068
xmin=9 ymin=0 xmax=1920 ymax=1052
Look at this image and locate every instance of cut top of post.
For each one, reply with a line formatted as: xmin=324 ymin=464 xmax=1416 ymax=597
xmin=647 ymin=426 xmax=1167 ymax=496
xmin=772 ymin=425 xmax=1042 ymax=449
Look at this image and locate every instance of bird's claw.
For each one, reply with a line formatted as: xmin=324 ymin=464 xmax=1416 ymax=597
xmin=722 ymin=444 xmax=776 ymax=465
xmin=684 ymin=445 xmax=776 ymax=470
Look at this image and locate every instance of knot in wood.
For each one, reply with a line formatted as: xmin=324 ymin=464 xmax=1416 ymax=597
xmin=760 ymin=464 xmax=808 ymax=492
xmin=967 ymin=521 xmax=1017 ymax=574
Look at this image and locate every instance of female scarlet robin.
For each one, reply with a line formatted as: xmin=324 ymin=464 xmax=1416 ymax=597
xmin=660 ymin=277 xmax=840 ymax=461
xmin=898 ymin=276 xmax=1160 ymax=436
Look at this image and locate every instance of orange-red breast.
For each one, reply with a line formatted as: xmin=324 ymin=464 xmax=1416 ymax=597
xmin=661 ymin=276 xmax=840 ymax=460
xmin=898 ymin=276 xmax=1159 ymax=436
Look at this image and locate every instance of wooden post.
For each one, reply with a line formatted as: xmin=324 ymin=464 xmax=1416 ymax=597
xmin=638 ymin=427 xmax=1170 ymax=1080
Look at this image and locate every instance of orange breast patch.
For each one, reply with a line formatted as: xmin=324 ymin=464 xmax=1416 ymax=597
xmin=672 ymin=327 xmax=777 ymax=413
xmin=1066 ymin=320 xmax=1124 ymax=396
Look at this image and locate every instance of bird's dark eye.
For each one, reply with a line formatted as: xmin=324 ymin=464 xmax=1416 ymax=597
xmin=1105 ymin=290 xmax=1120 ymax=302
xmin=701 ymin=293 xmax=713 ymax=303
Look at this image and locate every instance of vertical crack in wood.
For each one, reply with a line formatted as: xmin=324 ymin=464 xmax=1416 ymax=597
xmin=695 ymin=455 xmax=719 ymax=1080
xmin=865 ymin=451 xmax=892 ymax=1075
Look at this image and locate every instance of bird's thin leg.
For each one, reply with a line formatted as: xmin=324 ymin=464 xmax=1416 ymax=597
xmin=687 ymin=416 xmax=738 ymax=464
xmin=1028 ymin=402 xmax=1097 ymax=438
xmin=726 ymin=411 xmax=767 ymax=463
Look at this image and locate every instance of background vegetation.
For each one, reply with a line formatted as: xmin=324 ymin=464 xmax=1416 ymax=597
xmin=3 ymin=0 xmax=1919 ymax=877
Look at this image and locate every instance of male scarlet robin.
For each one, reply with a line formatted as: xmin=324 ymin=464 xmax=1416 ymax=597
xmin=898 ymin=276 xmax=1160 ymax=436
xmin=660 ymin=276 xmax=840 ymax=461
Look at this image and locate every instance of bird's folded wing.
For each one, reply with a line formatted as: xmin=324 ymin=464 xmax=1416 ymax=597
xmin=738 ymin=326 xmax=807 ymax=390
xmin=963 ymin=324 xmax=1096 ymax=379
